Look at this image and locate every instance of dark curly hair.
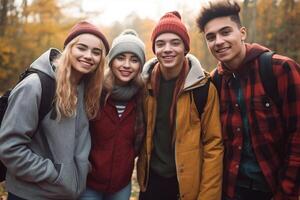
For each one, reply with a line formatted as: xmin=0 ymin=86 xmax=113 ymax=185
xmin=196 ymin=0 xmax=242 ymax=32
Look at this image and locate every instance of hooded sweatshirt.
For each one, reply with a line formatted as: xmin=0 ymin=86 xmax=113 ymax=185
xmin=0 ymin=48 xmax=91 ymax=200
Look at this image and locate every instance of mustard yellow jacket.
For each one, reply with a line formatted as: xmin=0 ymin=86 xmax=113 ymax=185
xmin=137 ymin=54 xmax=224 ymax=200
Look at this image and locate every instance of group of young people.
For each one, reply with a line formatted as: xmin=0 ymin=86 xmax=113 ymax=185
xmin=0 ymin=0 xmax=299 ymax=200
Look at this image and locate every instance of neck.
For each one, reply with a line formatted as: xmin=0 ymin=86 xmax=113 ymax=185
xmin=160 ymin=61 xmax=184 ymax=80
xmin=71 ymin=69 xmax=83 ymax=85
xmin=224 ymin=44 xmax=247 ymax=70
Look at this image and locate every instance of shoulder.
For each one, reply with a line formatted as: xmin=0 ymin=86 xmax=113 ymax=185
xmin=142 ymin=57 xmax=158 ymax=81
xmin=10 ymin=73 xmax=42 ymax=99
xmin=5 ymin=73 xmax=42 ymax=121
xmin=186 ymin=54 xmax=206 ymax=74
xmin=272 ymin=54 xmax=298 ymax=65
xmin=271 ymin=54 xmax=300 ymax=74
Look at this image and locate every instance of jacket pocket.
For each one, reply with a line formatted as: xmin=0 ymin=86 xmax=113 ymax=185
xmin=251 ymin=96 xmax=281 ymax=127
xmin=74 ymin=159 xmax=90 ymax=196
xmin=251 ymin=96 xmax=283 ymax=142
xmin=36 ymin=161 xmax=79 ymax=199
xmin=52 ymin=161 xmax=79 ymax=198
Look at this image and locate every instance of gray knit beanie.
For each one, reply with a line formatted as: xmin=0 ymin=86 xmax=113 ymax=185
xmin=108 ymin=29 xmax=146 ymax=67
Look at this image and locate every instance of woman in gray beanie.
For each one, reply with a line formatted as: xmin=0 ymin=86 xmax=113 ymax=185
xmin=80 ymin=29 xmax=146 ymax=200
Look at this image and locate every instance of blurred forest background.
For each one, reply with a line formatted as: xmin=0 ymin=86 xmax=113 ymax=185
xmin=0 ymin=0 xmax=300 ymax=198
xmin=0 ymin=0 xmax=300 ymax=94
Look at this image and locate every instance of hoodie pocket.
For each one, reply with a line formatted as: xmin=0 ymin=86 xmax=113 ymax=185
xmin=48 ymin=161 xmax=79 ymax=199
xmin=36 ymin=161 xmax=79 ymax=199
xmin=74 ymin=159 xmax=90 ymax=195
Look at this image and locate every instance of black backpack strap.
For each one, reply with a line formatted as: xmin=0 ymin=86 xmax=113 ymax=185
xmin=23 ymin=68 xmax=56 ymax=121
xmin=258 ymin=51 xmax=281 ymax=108
xmin=193 ymin=79 xmax=210 ymax=117
xmin=211 ymin=68 xmax=222 ymax=97
xmin=0 ymin=90 xmax=11 ymax=125
xmin=37 ymin=71 xmax=56 ymax=121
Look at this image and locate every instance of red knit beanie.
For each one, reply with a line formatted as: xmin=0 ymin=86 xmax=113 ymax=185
xmin=151 ymin=11 xmax=190 ymax=54
xmin=64 ymin=21 xmax=110 ymax=55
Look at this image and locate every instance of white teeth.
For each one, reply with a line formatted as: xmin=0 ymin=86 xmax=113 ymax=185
xmin=120 ymin=71 xmax=131 ymax=76
xmin=80 ymin=61 xmax=92 ymax=66
xmin=216 ymin=48 xmax=229 ymax=53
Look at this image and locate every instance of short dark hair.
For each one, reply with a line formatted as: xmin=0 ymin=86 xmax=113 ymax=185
xmin=196 ymin=0 xmax=242 ymax=32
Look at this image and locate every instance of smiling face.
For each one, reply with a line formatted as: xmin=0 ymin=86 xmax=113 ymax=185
xmin=204 ymin=16 xmax=247 ymax=70
xmin=70 ymin=33 xmax=104 ymax=82
xmin=111 ymin=52 xmax=141 ymax=86
xmin=154 ymin=33 xmax=185 ymax=79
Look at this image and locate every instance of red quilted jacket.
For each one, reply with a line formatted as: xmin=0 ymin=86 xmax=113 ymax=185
xmin=87 ymin=96 xmax=137 ymax=193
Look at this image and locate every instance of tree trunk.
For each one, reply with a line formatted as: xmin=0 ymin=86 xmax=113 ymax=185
xmin=242 ymin=0 xmax=257 ymax=42
xmin=0 ymin=0 xmax=8 ymax=36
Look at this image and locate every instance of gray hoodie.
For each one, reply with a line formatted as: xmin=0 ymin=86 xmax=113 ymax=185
xmin=0 ymin=48 xmax=91 ymax=199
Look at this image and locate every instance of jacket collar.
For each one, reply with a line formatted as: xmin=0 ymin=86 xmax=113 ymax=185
xmin=142 ymin=53 xmax=207 ymax=91
xmin=217 ymin=43 xmax=270 ymax=78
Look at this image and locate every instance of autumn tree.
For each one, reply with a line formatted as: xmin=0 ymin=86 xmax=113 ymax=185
xmin=269 ymin=0 xmax=300 ymax=61
xmin=0 ymin=0 xmax=22 ymax=89
xmin=0 ymin=0 xmax=77 ymax=92
xmin=104 ymin=13 xmax=156 ymax=60
xmin=247 ymin=0 xmax=299 ymax=62
xmin=1 ymin=0 xmax=299 ymax=93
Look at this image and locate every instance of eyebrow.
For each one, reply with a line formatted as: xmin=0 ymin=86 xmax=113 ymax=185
xmin=76 ymin=43 xmax=102 ymax=52
xmin=155 ymin=38 xmax=182 ymax=43
xmin=131 ymin=55 xmax=138 ymax=59
xmin=219 ymin=26 xmax=232 ymax=32
xmin=205 ymin=26 xmax=232 ymax=37
xmin=118 ymin=53 xmax=138 ymax=59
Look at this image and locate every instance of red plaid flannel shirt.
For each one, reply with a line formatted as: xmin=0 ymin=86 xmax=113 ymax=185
xmin=215 ymin=44 xmax=300 ymax=200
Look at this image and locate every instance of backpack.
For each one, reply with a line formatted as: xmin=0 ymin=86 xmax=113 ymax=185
xmin=211 ymin=51 xmax=280 ymax=108
xmin=0 ymin=68 xmax=56 ymax=181
xmin=192 ymin=79 xmax=210 ymax=117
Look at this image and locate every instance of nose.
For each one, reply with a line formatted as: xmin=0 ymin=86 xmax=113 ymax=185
xmin=84 ymin=50 xmax=92 ymax=59
xmin=123 ymin=58 xmax=130 ymax=68
xmin=163 ymin=43 xmax=172 ymax=52
xmin=215 ymin=34 xmax=224 ymax=45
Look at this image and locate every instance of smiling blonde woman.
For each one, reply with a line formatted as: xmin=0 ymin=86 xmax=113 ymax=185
xmin=0 ymin=21 xmax=109 ymax=200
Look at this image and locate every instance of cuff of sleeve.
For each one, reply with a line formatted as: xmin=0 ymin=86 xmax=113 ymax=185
xmin=48 ymin=163 xmax=60 ymax=183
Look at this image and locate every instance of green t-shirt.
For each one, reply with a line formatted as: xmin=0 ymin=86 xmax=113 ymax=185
xmin=150 ymin=76 xmax=177 ymax=178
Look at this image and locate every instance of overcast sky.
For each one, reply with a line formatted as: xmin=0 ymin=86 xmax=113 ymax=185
xmin=64 ymin=0 xmax=209 ymax=26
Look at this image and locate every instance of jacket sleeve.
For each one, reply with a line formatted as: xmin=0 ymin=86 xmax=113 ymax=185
xmin=0 ymin=74 xmax=58 ymax=183
xmin=274 ymin=57 xmax=300 ymax=199
xmin=197 ymin=82 xmax=224 ymax=200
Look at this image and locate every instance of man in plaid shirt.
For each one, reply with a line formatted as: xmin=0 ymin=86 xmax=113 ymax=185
xmin=196 ymin=0 xmax=300 ymax=200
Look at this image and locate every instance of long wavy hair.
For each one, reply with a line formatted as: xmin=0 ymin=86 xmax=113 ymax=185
xmin=103 ymin=56 xmax=144 ymax=97
xmin=54 ymin=35 xmax=106 ymax=120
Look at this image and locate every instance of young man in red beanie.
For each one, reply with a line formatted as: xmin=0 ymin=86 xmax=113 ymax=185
xmin=196 ymin=1 xmax=300 ymax=200
xmin=137 ymin=11 xmax=224 ymax=200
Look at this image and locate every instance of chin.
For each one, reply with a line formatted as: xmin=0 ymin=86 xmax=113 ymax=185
xmin=216 ymin=55 xmax=231 ymax=63
xmin=163 ymin=63 xmax=176 ymax=68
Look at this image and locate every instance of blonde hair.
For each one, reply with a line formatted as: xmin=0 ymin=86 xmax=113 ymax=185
xmin=103 ymin=56 xmax=144 ymax=96
xmin=54 ymin=35 xmax=106 ymax=120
